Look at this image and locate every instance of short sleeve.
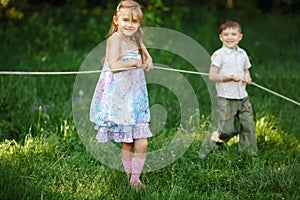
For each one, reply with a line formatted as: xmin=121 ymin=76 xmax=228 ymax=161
xmin=243 ymin=51 xmax=251 ymax=69
xmin=211 ymin=51 xmax=222 ymax=68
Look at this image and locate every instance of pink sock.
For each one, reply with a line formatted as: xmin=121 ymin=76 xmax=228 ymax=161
xmin=122 ymin=160 xmax=132 ymax=178
xmin=130 ymin=157 xmax=145 ymax=183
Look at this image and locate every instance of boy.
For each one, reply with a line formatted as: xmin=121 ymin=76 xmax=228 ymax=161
xmin=209 ymin=20 xmax=258 ymax=156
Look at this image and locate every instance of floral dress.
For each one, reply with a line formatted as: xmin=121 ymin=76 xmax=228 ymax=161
xmin=89 ymin=33 xmax=152 ymax=143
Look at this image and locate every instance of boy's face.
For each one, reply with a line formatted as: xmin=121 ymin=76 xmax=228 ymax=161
xmin=219 ymin=27 xmax=243 ymax=49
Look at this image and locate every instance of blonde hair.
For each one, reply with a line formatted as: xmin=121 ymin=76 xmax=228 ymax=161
xmin=108 ymin=0 xmax=145 ymax=59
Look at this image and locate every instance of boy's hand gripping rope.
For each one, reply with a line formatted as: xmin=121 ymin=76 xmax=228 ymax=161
xmin=0 ymin=66 xmax=299 ymax=106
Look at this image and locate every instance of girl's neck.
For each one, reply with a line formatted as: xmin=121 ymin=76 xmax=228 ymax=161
xmin=116 ymin=31 xmax=131 ymax=43
xmin=116 ymin=31 xmax=137 ymax=50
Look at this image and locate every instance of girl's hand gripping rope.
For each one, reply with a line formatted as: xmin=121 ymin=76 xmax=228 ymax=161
xmin=134 ymin=59 xmax=142 ymax=69
xmin=142 ymin=62 xmax=153 ymax=72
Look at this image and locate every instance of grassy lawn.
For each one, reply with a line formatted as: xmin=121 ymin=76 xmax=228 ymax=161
xmin=0 ymin=116 xmax=299 ymax=199
xmin=0 ymin=6 xmax=299 ymax=200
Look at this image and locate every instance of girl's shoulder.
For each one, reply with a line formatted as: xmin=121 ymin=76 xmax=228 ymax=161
xmin=107 ymin=33 xmax=124 ymax=49
xmin=107 ymin=32 xmax=121 ymax=43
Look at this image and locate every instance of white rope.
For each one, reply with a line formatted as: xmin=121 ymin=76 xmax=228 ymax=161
xmin=0 ymin=69 xmax=104 ymax=75
xmin=155 ymin=66 xmax=300 ymax=106
xmin=0 ymin=66 xmax=299 ymax=106
xmin=153 ymin=66 xmax=212 ymax=76
xmin=250 ymin=82 xmax=300 ymax=106
xmin=154 ymin=66 xmax=300 ymax=106
xmin=0 ymin=66 xmax=212 ymax=76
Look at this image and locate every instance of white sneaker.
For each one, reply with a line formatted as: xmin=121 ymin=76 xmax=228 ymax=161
xmin=210 ymin=131 xmax=224 ymax=143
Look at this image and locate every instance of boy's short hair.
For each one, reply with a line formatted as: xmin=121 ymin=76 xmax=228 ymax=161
xmin=220 ymin=20 xmax=242 ymax=33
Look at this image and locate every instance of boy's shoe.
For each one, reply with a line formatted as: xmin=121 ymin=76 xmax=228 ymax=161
xmin=216 ymin=142 xmax=223 ymax=150
xmin=210 ymin=131 xmax=225 ymax=143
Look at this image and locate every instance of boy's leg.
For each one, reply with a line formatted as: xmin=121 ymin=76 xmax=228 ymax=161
xmin=217 ymin=98 xmax=239 ymax=143
xmin=238 ymin=97 xmax=258 ymax=156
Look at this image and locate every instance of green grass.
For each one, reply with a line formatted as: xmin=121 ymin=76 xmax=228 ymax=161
xmin=1 ymin=6 xmax=300 ymax=200
xmin=0 ymin=115 xmax=299 ymax=200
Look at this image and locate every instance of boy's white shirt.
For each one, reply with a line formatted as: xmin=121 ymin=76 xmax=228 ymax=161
xmin=211 ymin=45 xmax=251 ymax=99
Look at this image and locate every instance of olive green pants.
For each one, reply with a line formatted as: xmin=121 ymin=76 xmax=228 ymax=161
xmin=217 ymin=97 xmax=258 ymax=156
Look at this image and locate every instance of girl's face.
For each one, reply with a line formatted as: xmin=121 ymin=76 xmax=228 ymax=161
xmin=114 ymin=8 xmax=141 ymax=37
xmin=219 ymin=27 xmax=243 ymax=49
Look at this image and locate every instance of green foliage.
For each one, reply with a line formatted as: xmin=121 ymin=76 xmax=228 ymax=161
xmin=0 ymin=0 xmax=26 ymax=20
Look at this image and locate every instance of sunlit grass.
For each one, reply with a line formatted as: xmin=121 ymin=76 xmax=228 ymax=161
xmin=0 ymin=114 xmax=299 ymax=199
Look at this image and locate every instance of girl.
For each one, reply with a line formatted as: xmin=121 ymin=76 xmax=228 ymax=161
xmin=89 ymin=0 xmax=153 ymax=189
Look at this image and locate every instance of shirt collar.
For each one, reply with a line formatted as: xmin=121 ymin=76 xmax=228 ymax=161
xmin=222 ymin=45 xmax=242 ymax=54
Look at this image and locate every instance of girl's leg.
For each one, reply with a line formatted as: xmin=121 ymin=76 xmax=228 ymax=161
xmin=130 ymin=138 xmax=148 ymax=187
xmin=121 ymin=142 xmax=134 ymax=178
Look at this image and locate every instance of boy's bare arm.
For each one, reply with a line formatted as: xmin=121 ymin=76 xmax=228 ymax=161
xmin=209 ymin=65 xmax=240 ymax=82
xmin=243 ymin=68 xmax=252 ymax=84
